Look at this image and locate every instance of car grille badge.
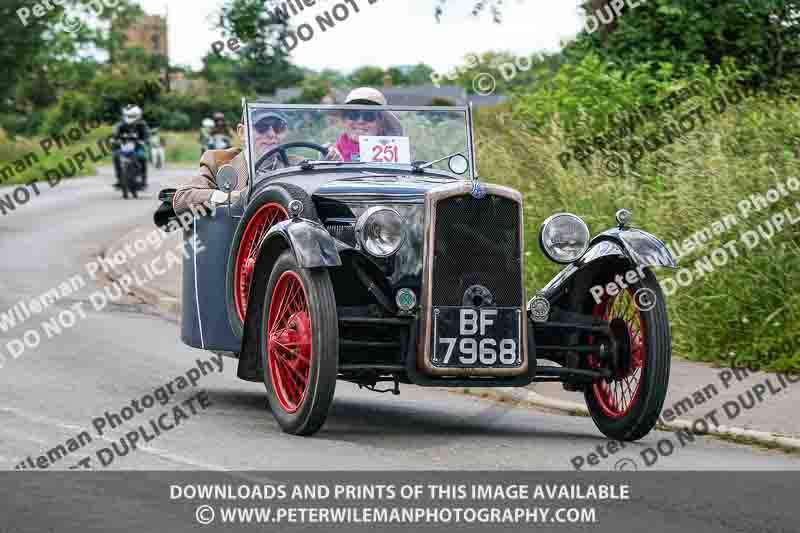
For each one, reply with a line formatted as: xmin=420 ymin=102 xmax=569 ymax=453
xmin=470 ymin=180 xmax=486 ymax=199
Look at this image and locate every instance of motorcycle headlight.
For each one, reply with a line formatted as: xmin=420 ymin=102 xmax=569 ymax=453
xmin=356 ymin=207 xmax=406 ymax=257
xmin=539 ymin=213 xmax=590 ymax=264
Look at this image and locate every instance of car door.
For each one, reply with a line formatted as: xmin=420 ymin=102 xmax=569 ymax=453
xmin=181 ymin=201 xmax=243 ymax=352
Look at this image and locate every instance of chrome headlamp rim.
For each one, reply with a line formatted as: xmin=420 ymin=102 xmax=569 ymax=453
xmin=538 ymin=212 xmax=591 ymax=264
xmin=355 ymin=206 xmax=406 ymax=258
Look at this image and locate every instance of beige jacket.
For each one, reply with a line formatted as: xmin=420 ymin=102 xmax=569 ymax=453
xmin=173 ymin=148 xmax=248 ymax=215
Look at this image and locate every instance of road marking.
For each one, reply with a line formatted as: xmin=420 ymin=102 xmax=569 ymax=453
xmin=0 ymin=405 xmax=228 ymax=470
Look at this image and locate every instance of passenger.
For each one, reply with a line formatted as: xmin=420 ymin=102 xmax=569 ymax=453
xmin=326 ymin=87 xmax=403 ymax=162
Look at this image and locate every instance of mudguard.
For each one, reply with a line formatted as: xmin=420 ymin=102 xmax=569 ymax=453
xmin=538 ymin=227 xmax=677 ymax=302
xmin=235 ymin=218 xmax=341 ymax=382
xmin=265 ymin=218 xmax=342 ymax=269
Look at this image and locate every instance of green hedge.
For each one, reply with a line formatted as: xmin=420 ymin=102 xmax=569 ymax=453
xmin=476 ymin=80 xmax=800 ymax=370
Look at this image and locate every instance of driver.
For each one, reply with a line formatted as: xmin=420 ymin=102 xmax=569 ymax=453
xmin=172 ymin=110 xmax=294 ymax=215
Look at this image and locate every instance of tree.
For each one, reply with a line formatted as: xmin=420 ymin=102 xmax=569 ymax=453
xmin=216 ymin=0 xmax=305 ymax=94
xmin=0 ymin=0 xmax=143 ymax=133
xmin=435 ymin=0 xmax=506 ymax=23
xmin=404 ymin=64 xmax=437 ymax=86
xmin=572 ymin=0 xmax=800 ymax=84
xmin=349 ymin=66 xmax=387 ymax=88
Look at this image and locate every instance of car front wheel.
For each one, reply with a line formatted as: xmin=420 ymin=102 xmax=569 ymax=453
xmin=584 ymin=269 xmax=671 ymax=441
xmin=259 ymin=250 xmax=338 ymax=436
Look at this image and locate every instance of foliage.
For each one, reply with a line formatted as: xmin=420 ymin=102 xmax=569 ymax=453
xmin=162 ymin=130 xmax=206 ymax=164
xmin=0 ymin=125 xmax=113 ymax=186
xmin=41 ymin=91 xmax=97 ymax=135
xmin=507 ymin=54 xmax=750 ymax=141
xmin=349 ymin=66 xmax=387 ymax=88
xmin=435 ymin=0 xmax=505 ymax=23
xmin=569 ymin=0 xmax=800 ymax=88
xmin=476 ymin=88 xmax=800 ymax=370
xmin=286 ymin=78 xmax=331 ymax=104
xmin=216 ymin=0 xmax=304 ymax=94
xmin=0 ymin=0 xmax=143 ymax=134
xmin=441 ymin=51 xmax=564 ymax=94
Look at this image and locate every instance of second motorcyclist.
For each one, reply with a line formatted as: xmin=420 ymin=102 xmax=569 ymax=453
xmin=111 ymin=105 xmax=151 ymax=189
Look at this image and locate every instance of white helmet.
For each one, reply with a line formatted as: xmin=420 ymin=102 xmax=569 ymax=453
xmin=123 ymin=105 xmax=142 ymax=125
xmin=202 ymin=118 xmax=215 ymax=129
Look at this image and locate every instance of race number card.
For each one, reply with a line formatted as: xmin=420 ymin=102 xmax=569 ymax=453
xmin=359 ymin=136 xmax=411 ymax=165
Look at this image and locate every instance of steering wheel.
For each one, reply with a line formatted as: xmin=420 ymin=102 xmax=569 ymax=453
xmin=253 ymin=142 xmax=330 ymax=172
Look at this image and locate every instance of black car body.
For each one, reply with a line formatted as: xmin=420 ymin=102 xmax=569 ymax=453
xmin=159 ymin=101 xmax=677 ymax=438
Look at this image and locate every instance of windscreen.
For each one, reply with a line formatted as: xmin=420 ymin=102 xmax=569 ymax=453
xmin=244 ymin=105 xmax=471 ymax=176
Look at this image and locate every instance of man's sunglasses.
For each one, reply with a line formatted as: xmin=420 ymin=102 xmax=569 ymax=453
xmin=254 ymin=118 xmax=288 ymax=134
xmin=344 ymin=110 xmax=379 ymax=122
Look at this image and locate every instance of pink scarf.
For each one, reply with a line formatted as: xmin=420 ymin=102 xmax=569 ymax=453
xmin=335 ymin=133 xmax=361 ymax=162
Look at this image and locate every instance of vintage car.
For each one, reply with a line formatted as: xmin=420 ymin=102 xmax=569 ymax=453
xmin=156 ymin=101 xmax=676 ymax=439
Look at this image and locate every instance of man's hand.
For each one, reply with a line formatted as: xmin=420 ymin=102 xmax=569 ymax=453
xmin=210 ymin=189 xmax=242 ymax=205
xmin=325 ymin=145 xmax=343 ymax=161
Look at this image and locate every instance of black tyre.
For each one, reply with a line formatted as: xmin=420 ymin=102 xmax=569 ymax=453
xmin=259 ymin=250 xmax=338 ymax=435
xmin=583 ymin=269 xmax=671 ymax=441
xmin=120 ymin=160 xmax=132 ymax=199
xmin=225 ymin=184 xmax=317 ymax=338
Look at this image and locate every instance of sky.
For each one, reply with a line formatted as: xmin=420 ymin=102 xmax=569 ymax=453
xmin=136 ymin=0 xmax=586 ymax=74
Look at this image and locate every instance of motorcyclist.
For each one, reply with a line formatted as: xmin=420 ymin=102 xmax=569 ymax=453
xmin=207 ymin=112 xmax=233 ymax=151
xmin=199 ymin=118 xmax=214 ymax=155
xmin=111 ymin=105 xmax=151 ymax=188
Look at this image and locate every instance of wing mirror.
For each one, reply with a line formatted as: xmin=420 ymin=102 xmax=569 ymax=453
xmin=448 ymin=154 xmax=469 ymax=175
xmin=218 ymin=165 xmax=237 ymax=192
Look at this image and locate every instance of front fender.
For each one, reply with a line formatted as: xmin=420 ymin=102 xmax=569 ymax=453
xmin=266 ymin=218 xmax=342 ymax=269
xmin=236 ymin=218 xmax=342 ymax=382
xmin=538 ymin=227 xmax=676 ymax=303
xmin=590 ymin=227 xmax=677 ymax=269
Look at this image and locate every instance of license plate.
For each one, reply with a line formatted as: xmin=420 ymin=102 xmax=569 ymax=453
xmin=432 ymin=307 xmax=522 ymax=368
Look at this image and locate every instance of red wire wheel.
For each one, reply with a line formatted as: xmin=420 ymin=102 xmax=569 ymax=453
xmin=266 ymin=271 xmax=312 ymax=413
xmin=589 ymin=288 xmax=646 ymax=419
xmin=259 ymin=250 xmax=338 ymax=436
xmin=582 ymin=271 xmax=671 ymax=442
xmin=233 ymin=203 xmax=287 ymax=322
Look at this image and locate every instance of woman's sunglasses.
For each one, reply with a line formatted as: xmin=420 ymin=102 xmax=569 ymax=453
xmin=254 ymin=118 xmax=288 ymax=134
xmin=344 ymin=110 xmax=378 ymax=122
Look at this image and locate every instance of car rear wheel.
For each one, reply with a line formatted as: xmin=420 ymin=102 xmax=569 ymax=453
xmin=226 ymin=185 xmax=317 ymax=338
xmin=584 ymin=269 xmax=670 ymax=441
xmin=232 ymin=202 xmax=288 ymax=324
xmin=259 ymin=250 xmax=338 ymax=436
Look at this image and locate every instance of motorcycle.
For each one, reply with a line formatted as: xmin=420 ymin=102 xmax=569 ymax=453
xmin=116 ymin=133 xmax=147 ymax=199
